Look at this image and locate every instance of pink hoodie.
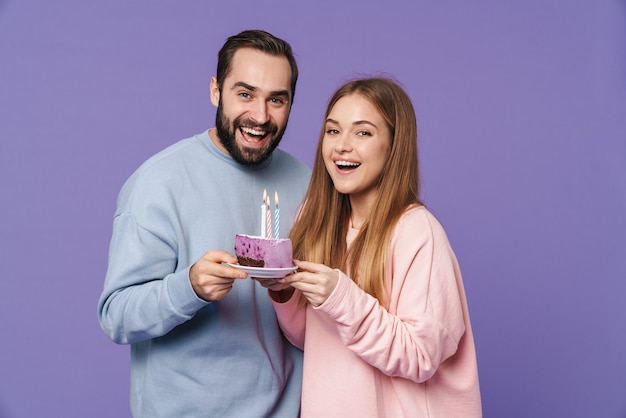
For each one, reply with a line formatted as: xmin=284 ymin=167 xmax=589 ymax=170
xmin=273 ymin=206 xmax=482 ymax=417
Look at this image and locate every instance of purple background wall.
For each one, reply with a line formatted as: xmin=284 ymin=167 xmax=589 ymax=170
xmin=1 ymin=1 xmax=624 ymax=417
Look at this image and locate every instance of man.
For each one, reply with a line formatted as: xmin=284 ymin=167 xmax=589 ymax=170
xmin=98 ymin=30 xmax=311 ymax=417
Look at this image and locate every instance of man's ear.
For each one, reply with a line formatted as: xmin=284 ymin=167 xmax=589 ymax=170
xmin=210 ymin=76 xmax=220 ymax=107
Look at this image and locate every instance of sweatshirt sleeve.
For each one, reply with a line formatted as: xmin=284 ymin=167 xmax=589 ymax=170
xmin=272 ymin=290 xmax=307 ymax=350
xmin=98 ymin=211 xmax=209 ymax=345
xmin=315 ymin=208 xmax=466 ymax=383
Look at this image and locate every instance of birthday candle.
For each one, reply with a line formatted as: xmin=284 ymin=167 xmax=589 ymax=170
xmin=274 ymin=191 xmax=280 ymax=239
xmin=266 ymin=195 xmax=272 ymax=239
xmin=261 ymin=189 xmax=267 ymax=238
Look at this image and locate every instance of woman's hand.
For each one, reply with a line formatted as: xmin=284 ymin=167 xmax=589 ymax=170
xmin=284 ymin=260 xmax=339 ymax=307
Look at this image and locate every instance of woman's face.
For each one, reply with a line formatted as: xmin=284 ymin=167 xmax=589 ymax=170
xmin=322 ymin=93 xmax=391 ymax=205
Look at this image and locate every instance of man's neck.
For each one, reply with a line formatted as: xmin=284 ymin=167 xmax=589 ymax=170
xmin=208 ymin=128 xmax=230 ymax=156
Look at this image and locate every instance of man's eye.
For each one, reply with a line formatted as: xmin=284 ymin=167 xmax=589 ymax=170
xmin=270 ymin=97 xmax=285 ymax=104
xmin=239 ymin=92 xmax=251 ymax=99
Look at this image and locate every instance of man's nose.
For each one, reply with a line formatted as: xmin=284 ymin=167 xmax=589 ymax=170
xmin=249 ymin=100 xmax=269 ymax=125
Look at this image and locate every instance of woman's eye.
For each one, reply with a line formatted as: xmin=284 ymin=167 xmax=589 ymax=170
xmin=356 ymin=131 xmax=371 ymax=137
xmin=326 ymin=129 xmax=339 ymax=135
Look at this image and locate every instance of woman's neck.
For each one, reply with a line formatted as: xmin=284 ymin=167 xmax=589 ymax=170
xmin=348 ymin=193 xmax=376 ymax=229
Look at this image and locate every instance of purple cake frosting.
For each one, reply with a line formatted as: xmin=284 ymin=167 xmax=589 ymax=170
xmin=235 ymin=234 xmax=293 ymax=268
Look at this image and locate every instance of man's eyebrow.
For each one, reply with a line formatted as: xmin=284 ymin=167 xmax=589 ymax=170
xmin=271 ymin=90 xmax=291 ymax=99
xmin=232 ymin=81 xmax=290 ymax=99
xmin=232 ymin=81 xmax=257 ymax=92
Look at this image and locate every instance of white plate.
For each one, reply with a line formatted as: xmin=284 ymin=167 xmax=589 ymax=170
xmin=226 ymin=263 xmax=297 ymax=279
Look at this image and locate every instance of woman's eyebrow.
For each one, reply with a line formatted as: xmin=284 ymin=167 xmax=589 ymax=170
xmin=326 ymin=118 xmax=377 ymax=129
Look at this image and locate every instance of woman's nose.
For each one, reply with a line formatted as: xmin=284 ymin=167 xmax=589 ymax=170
xmin=335 ymin=134 xmax=352 ymax=152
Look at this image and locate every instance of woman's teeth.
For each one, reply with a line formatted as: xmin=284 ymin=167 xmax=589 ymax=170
xmin=336 ymin=161 xmax=360 ymax=169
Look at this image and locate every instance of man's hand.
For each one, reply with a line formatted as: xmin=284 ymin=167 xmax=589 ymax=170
xmin=189 ymin=250 xmax=248 ymax=301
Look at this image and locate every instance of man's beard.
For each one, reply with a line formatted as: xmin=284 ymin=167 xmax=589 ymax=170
xmin=215 ymin=102 xmax=287 ymax=166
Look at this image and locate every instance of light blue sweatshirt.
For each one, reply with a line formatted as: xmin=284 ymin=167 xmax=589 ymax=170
xmin=98 ymin=130 xmax=311 ymax=417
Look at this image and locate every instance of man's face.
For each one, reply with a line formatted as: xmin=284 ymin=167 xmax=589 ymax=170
xmin=210 ymin=48 xmax=293 ymax=165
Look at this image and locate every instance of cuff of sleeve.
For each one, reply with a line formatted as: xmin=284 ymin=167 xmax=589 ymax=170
xmin=315 ymin=270 xmax=375 ymax=327
xmin=272 ymin=288 xmax=301 ymax=311
xmin=166 ymin=267 xmax=210 ymax=316
xmin=314 ymin=270 xmax=352 ymax=316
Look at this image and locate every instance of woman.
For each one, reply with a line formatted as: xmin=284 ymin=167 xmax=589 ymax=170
xmin=263 ymin=77 xmax=482 ymax=417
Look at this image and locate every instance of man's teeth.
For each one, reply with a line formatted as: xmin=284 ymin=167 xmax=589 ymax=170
xmin=241 ymin=127 xmax=265 ymax=136
xmin=336 ymin=161 xmax=360 ymax=168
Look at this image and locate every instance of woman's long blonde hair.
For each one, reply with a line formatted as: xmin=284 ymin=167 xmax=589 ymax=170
xmin=289 ymin=77 xmax=422 ymax=306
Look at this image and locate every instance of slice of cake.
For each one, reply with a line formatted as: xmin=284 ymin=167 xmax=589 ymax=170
xmin=235 ymin=234 xmax=293 ymax=268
